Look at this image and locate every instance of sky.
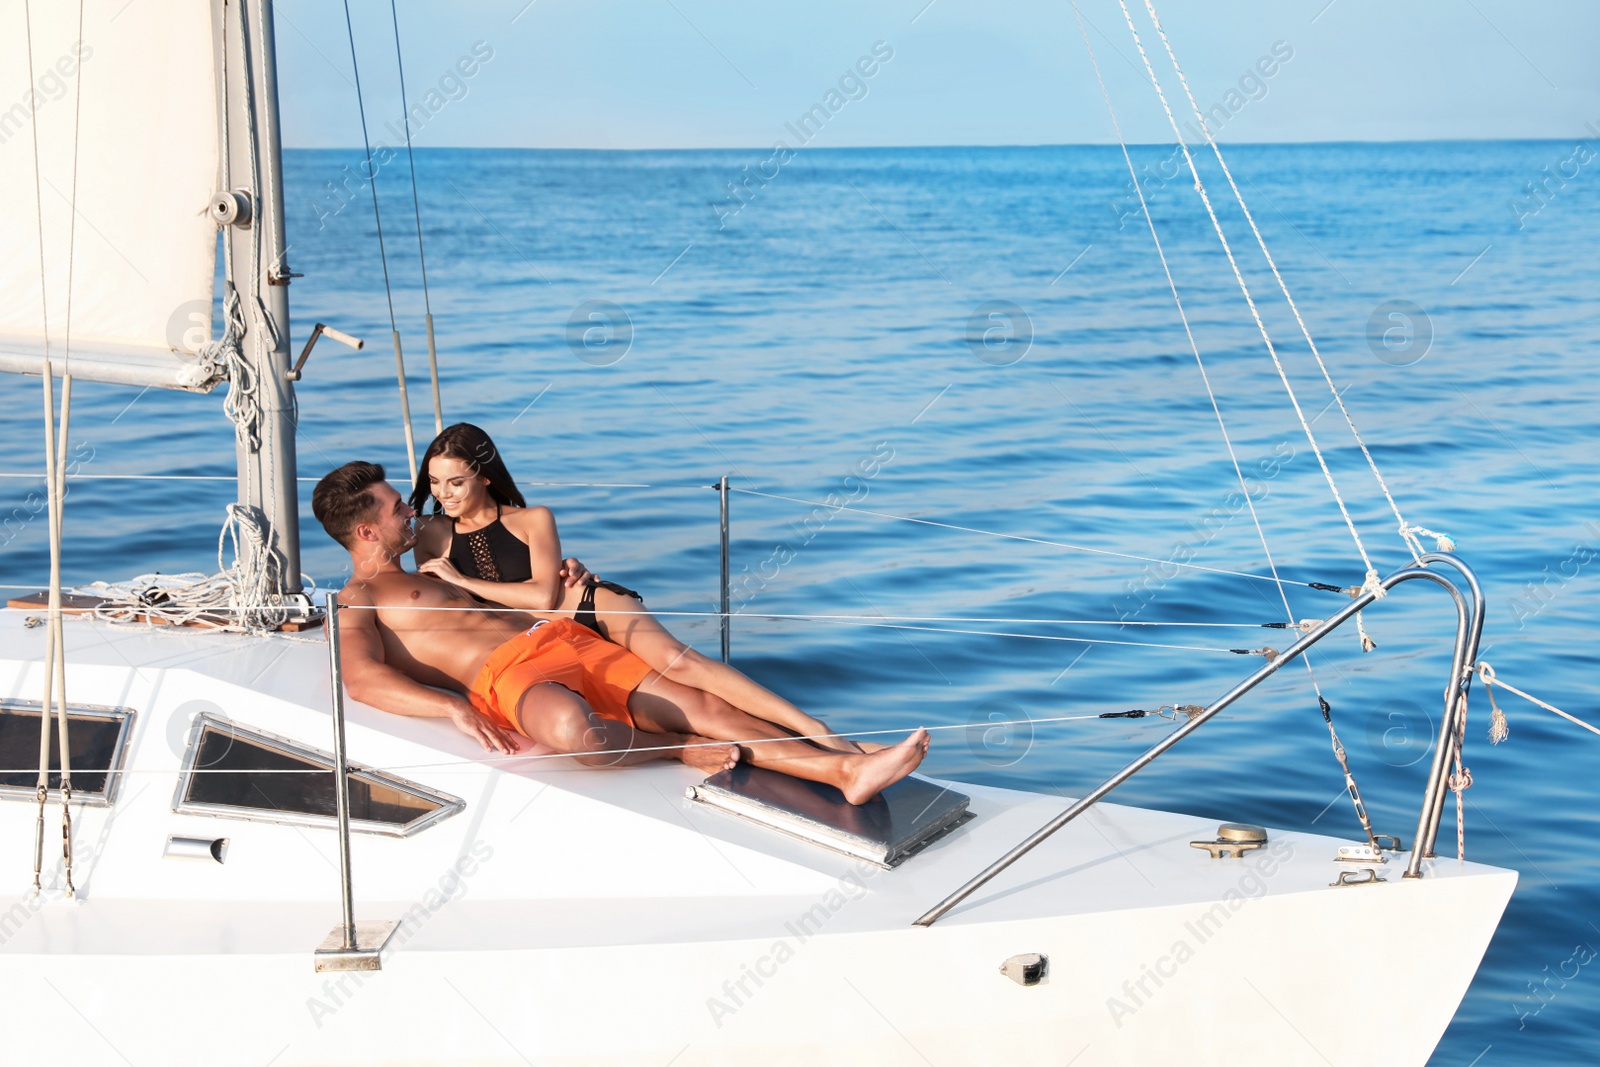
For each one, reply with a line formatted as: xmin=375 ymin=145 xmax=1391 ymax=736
xmin=273 ymin=0 xmax=1600 ymax=150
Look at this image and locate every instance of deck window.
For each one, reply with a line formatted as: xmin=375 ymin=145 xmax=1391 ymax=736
xmin=0 ymin=701 xmax=133 ymax=806
xmin=173 ymin=714 xmax=462 ymax=837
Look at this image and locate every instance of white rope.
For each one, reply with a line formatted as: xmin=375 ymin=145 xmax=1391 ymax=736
xmin=1137 ymin=0 xmax=1453 ymax=564
xmin=84 ymin=506 xmax=315 ymax=636
xmin=1069 ymin=4 xmax=1310 ymax=660
xmin=1111 ymin=0 xmax=1382 ymax=603
xmin=1087 ymin=0 xmax=1386 ymax=852
xmin=1476 ymin=662 xmax=1599 ymax=738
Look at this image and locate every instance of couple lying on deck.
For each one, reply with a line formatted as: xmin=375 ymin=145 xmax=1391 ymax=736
xmin=311 ymin=424 xmax=927 ymax=805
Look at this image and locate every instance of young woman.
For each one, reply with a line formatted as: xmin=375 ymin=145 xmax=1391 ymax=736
xmin=409 ymin=423 xmax=871 ymax=755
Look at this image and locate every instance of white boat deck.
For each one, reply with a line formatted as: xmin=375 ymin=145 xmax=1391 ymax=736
xmin=0 ymin=610 xmax=1516 ymax=1066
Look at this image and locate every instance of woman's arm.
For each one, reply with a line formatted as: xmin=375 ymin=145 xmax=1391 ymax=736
xmin=416 ymin=506 xmax=587 ymax=610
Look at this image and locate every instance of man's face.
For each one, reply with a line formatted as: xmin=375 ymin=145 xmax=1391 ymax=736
xmin=362 ymin=482 xmax=417 ymax=558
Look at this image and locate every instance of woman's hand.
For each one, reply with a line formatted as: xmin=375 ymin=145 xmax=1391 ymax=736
xmin=448 ymin=703 xmax=521 ymax=755
xmin=418 ymin=556 xmax=468 ymax=586
xmin=560 ymin=557 xmax=594 ymax=588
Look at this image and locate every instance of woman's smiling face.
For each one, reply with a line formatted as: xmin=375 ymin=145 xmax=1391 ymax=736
xmin=427 ymin=455 xmax=492 ymax=517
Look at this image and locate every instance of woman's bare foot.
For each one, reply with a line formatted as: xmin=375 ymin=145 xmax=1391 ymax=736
xmin=839 ymin=728 xmax=930 ymax=805
xmin=681 ymin=736 xmax=740 ymax=774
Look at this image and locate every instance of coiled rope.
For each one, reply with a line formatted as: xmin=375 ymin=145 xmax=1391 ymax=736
xmin=82 ymin=507 xmax=315 ymax=635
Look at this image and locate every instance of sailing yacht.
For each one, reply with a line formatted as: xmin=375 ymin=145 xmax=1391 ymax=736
xmin=1 ymin=2 xmax=1514 ymax=1064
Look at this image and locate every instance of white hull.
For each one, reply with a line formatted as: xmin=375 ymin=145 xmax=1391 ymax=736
xmin=0 ymin=612 xmax=1514 ymax=1065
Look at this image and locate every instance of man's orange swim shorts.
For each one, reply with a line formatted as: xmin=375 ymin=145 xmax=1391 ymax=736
xmin=468 ymin=618 xmax=655 ymax=737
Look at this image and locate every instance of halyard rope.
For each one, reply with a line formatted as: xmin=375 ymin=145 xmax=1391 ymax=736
xmin=342 ymin=0 xmax=418 ymax=481
xmin=1111 ymin=0 xmax=1383 ymax=607
xmin=387 ymin=0 xmax=444 ymax=435
xmin=1076 ymin=0 xmax=1382 ymax=855
xmin=1136 ymin=0 xmax=1453 ymax=566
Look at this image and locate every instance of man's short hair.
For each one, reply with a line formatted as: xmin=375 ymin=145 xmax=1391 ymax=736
xmin=313 ymin=462 xmax=387 ymax=549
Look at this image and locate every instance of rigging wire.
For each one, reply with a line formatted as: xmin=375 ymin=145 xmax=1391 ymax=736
xmin=386 ymin=0 xmax=444 ymax=436
xmin=1108 ymin=0 xmax=1383 ymax=607
xmin=341 ymin=0 xmax=419 ymax=481
xmin=1086 ymin=0 xmax=1384 ymax=854
xmin=1136 ymin=0 xmax=1450 ymax=564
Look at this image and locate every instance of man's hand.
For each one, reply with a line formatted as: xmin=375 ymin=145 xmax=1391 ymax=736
xmin=449 ymin=703 xmax=521 ymax=755
xmin=559 ymin=557 xmax=593 ymax=588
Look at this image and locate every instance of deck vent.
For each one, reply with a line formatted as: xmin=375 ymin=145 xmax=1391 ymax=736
xmin=164 ymin=835 xmax=228 ymax=863
xmin=1000 ymin=953 xmax=1049 ymax=986
xmin=1190 ymin=822 xmax=1268 ymax=859
xmin=686 ymin=765 xmax=971 ymax=868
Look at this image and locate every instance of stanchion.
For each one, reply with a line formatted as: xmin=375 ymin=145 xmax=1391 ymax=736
xmin=718 ymin=476 xmax=731 ymax=664
xmin=314 ymin=597 xmax=398 ymax=971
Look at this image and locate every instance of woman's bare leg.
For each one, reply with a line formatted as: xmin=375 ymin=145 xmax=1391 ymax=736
xmin=627 ymin=672 xmax=928 ymax=804
xmin=597 ymin=588 xmax=879 ymax=754
xmin=515 ymin=682 xmax=737 ymax=774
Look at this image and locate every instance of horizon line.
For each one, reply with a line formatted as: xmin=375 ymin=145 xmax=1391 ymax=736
xmin=284 ymin=135 xmax=1591 ymax=153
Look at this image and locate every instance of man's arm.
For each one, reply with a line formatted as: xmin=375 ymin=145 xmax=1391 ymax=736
xmin=335 ymin=588 xmax=520 ymax=755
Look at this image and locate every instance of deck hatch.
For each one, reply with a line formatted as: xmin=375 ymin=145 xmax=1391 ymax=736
xmin=688 ymin=765 xmax=972 ymax=868
xmin=0 ymin=699 xmax=134 ymax=806
xmin=172 ymin=713 xmax=462 ymax=837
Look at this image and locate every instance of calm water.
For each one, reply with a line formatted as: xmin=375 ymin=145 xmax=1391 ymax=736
xmin=2 ymin=142 xmax=1597 ymax=1063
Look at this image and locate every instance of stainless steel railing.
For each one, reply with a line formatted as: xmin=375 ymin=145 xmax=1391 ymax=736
xmin=913 ymin=553 xmax=1485 ymax=927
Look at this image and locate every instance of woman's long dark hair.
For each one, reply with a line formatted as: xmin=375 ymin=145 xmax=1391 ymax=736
xmin=409 ymin=423 xmax=527 ymax=513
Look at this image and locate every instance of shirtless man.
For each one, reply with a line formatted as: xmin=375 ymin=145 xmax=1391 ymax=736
xmin=312 ymin=461 xmax=929 ymax=804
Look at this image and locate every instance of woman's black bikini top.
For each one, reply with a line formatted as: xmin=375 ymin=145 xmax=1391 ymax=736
xmin=444 ymin=505 xmax=642 ymax=638
xmin=447 ymin=505 xmax=533 ymax=583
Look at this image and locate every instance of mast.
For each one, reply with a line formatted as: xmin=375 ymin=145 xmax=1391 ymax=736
xmin=216 ymin=0 xmax=307 ymax=612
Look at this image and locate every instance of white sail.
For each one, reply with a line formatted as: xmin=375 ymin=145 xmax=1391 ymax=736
xmin=0 ymin=1 xmax=223 ymax=391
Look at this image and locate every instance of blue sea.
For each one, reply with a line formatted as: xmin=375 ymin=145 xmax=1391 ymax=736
xmin=2 ymin=142 xmax=1597 ymax=1063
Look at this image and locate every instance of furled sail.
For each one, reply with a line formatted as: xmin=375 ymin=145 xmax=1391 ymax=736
xmin=0 ymin=2 xmax=224 ymax=391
